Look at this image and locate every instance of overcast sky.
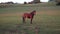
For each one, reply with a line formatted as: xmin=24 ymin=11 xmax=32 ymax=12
xmin=0 ymin=0 xmax=49 ymax=3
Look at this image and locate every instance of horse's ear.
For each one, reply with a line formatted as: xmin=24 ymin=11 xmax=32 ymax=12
xmin=33 ymin=10 xmax=36 ymax=12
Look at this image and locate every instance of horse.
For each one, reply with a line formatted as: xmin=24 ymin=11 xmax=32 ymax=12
xmin=22 ymin=10 xmax=36 ymax=24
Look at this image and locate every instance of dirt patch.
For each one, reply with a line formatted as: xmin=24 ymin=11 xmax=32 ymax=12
xmin=0 ymin=11 xmax=32 ymax=17
xmin=0 ymin=12 xmax=23 ymax=17
xmin=0 ymin=11 xmax=60 ymax=17
xmin=37 ymin=11 xmax=60 ymax=15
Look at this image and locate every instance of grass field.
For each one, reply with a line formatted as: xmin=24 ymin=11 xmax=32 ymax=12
xmin=0 ymin=3 xmax=60 ymax=34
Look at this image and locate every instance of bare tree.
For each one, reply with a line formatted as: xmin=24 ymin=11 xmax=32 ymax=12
xmin=24 ymin=2 xmax=27 ymax=4
xmin=49 ymin=0 xmax=60 ymax=5
xmin=33 ymin=0 xmax=40 ymax=3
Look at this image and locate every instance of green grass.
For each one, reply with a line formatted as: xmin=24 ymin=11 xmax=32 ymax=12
xmin=0 ymin=3 xmax=60 ymax=34
xmin=0 ymin=13 xmax=60 ymax=34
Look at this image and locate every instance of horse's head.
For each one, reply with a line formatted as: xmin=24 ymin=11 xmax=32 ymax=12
xmin=31 ymin=10 xmax=36 ymax=15
xmin=29 ymin=10 xmax=36 ymax=17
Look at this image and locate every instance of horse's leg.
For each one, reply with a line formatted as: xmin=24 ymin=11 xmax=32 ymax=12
xmin=23 ymin=17 xmax=25 ymax=23
xmin=31 ymin=18 xmax=33 ymax=24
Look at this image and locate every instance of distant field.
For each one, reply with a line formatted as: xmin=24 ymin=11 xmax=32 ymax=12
xmin=0 ymin=3 xmax=60 ymax=34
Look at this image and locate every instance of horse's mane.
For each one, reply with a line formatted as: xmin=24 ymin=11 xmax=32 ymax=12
xmin=29 ymin=10 xmax=36 ymax=17
xmin=30 ymin=10 xmax=36 ymax=14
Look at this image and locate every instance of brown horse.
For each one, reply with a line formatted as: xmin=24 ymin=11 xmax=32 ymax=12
xmin=22 ymin=10 xmax=36 ymax=24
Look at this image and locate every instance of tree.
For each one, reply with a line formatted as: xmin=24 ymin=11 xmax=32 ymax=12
xmin=24 ymin=2 xmax=27 ymax=4
xmin=6 ymin=1 xmax=14 ymax=4
xmin=49 ymin=0 xmax=60 ymax=5
xmin=55 ymin=0 xmax=60 ymax=5
xmin=33 ymin=0 xmax=40 ymax=3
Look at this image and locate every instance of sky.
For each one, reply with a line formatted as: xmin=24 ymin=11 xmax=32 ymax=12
xmin=0 ymin=0 xmax=49 ymax=3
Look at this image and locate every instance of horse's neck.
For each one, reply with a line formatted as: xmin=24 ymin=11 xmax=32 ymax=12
xmin=30 ymin=13 xmax=34 ymax=16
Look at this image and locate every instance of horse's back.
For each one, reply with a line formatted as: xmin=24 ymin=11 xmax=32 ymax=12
xmin=23 ymin=13 xmax=29 ymax=16
xmin=23 ymin=13 xmax=32 ymax=18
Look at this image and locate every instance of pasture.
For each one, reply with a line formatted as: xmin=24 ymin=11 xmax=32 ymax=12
xmin=0 ymin=3 xmax=60 ymax=34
